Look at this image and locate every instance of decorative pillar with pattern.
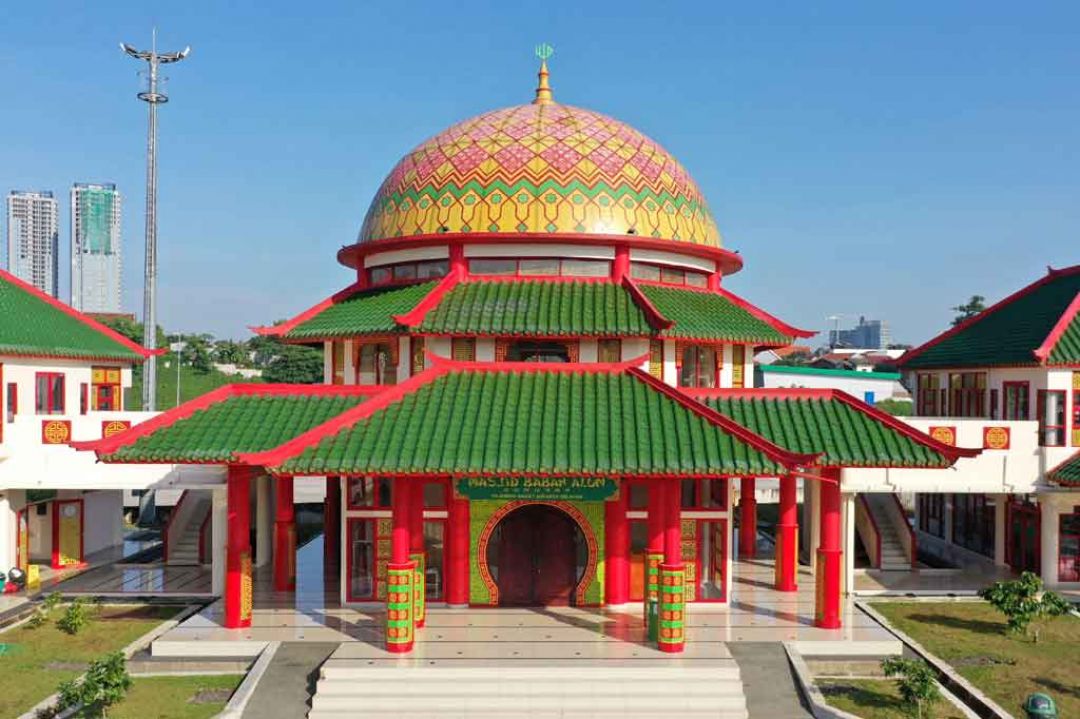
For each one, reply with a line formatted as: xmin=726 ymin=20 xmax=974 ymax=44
xmin=387 ymin=477 xmax=415 ymax=653
xmin=225 ymin=466 xmax=253 ymax=629
xmin=273 ymin=476 xmax=296 ymax=592
xmin=604 ymin=480 xmax=629 ymax=605
xmin=739 ymin=477 xmax=757 ymax=559
xmin=815 ymin=470 xmax=843 ymax=629
xmin=658 ymin=480 xmax=686 ymax=653
xmin=775 ymin=474 xmax=798 ymax=592
xmin=409 ymin=482 xmax=426 ymax=628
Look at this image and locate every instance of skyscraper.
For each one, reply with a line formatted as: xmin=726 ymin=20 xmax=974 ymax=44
xmin=6 ymin=190 xmax=59 ymax=296
xmin=71 ymin=183 xmax=122 ymax=313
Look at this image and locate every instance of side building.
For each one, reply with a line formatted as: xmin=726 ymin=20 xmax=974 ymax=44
xmin=71 ymin=183 xmax=122 ymax=313
xmin=6 ymin=190 xmax=59 ymax=297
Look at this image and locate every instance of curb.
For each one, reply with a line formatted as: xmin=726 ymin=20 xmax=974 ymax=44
xmin=215 ymin=641 xmax=280 ymax=719
xmin=856 ymin=600 xmax=1014 ymax=719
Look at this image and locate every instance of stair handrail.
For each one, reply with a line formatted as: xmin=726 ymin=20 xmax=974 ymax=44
xmin=887 ymin=493 xmax=918 ymax=568
xmin=856 ymin=495 xmax=883 ymax=567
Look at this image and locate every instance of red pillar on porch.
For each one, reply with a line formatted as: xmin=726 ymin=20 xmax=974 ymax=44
xmin=409 ymin=482 xmax=426 ymax=628
xmin=815 ymin=470 xmax=843 ymax=629
xmin=739 ymin=477 xmax=758 ymax=559
xmin=604 ymin=481 xmax=629 ymax=605
xmin=224 ymin=466 xmax=252 ymax=629
xmin=387 ymin=478 xmax=416 ymax=653
xmin=775 ymin=474 xmax=799 ymax=592
xmin=324 ymin=476 xmax=341 ymax=566
xmin=659 ymin=480 xmax=686 ymax=653
xmin=273 ymin=476 xmax=296 ymax=592
xmin=446 ymin=492 xmax=469 ymax=606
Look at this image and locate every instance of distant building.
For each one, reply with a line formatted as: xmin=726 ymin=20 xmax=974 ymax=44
xmin=6 ymin=190 xmax=59 ymax=296
xmin=830 ymin=316 xmax=890 ymax=349
xmin=71 ymin=183 xmax=122 ymax=313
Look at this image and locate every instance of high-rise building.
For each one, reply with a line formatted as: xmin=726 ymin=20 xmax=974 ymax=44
xmin=70 ymin=183 xmax=122 ymax=313
xmin=6 ymin=190 xmax=59 ymax=296
xmin=830 ymin=316 xmax=891 ymax=349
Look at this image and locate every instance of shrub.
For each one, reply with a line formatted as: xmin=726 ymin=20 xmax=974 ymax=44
xmin=978 ymin=571 xmax=1072 ymax=642
xmin=56 ymin=651 xmax=131 ymax=718
xmin=56 ymin=598 xmax=90 ymax=635
xmin=881 ymin=657 xmax=941 ymax=719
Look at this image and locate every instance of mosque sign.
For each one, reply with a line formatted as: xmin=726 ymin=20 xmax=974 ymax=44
xmin=456 ymin=477 xmax=618 ymax=502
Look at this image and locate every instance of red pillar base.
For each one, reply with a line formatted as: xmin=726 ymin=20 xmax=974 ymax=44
xmin=775 ymin=522 xmax=799 ymax=592
xmin=814 ymin=548 xmax=843 ymax=629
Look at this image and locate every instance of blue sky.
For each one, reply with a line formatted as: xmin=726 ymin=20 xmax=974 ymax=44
xmin=2 ymin=1 xmax=1077 ymax=343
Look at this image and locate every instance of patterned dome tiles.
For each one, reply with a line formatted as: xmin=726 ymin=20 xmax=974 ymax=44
xmin=359 ymin=102 xmax=721 ymax=247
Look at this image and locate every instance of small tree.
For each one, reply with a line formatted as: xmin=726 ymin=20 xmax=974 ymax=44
xmin=881 ymin=657 xmax=940 ymax=719
xmin=56 ymin=651 xmax=131 ymax=717
xmin=978 ymin=571 xmax=1072 ymax=642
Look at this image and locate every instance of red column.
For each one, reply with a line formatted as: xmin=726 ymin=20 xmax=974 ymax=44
xmin=409 ymin=482 xmax=426 ymax=628
xmin=659 ymin=480 xmax=686 ymax=653
xmin=739 ymin=477 xmax=758 ymax=559
xmin=447 ymin=492 xmax=470 ymax=606
xmin=604 ymin=482 xmax=629 ymax=605
xmin=224 ymin=466 xmax=252 ymax=629
xmin=387 ymin=478 xmax=415 ymax=652
xmin=324 ymin=476 xmax=341 ymax=566
xmin=815 ymin=470 xmax=843 ymax=629
xmin=775 ymin=474 xmax=798 ymax=591
xmin=273 ymin=476 xmax=296 ymax=592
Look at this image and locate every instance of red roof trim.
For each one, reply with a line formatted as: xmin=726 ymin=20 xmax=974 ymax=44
xmin=626 ymin=368 xmax=820 ymax=469
xmin=0 ymin=268 xmax=156 ymax=360
xmin=71 ymin=383 xmax=379 ymax=455
xmin=392 ymin=267 xmax=463 ymax=326
xmin=1034 ymin=290 xmax=1080 ymax=362
xmin=899 ymin=264 xmax=1080 ymax=368
xmin=622 ymin=277 xmax=674 ymax=330
xmin=684 ymin=386 xmax=980 ymax=463
xmin=251 ymin=279 xmax=367 ymax=337
xmin=1046 ymin=450 xmax=1080 ymax=486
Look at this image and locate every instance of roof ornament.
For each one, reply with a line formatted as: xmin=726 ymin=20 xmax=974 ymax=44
xmin=533 ymin=43 xmax=554 ymax=105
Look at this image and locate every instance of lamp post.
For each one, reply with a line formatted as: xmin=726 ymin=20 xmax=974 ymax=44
xmin=121 ymin=30 xmax=189 ymax=411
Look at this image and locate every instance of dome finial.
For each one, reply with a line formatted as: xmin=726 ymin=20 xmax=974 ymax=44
xmin=533 ymin=43 xmax=554 ymax=105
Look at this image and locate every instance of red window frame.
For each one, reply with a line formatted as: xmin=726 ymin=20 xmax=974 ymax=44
xmin=1037 ymin=390 xmax=1067 ymax=447
xmin=35 ymin=372 xmax=65 ymax=415
xmin=1002 ymin=381 xmax=1030 ymax=420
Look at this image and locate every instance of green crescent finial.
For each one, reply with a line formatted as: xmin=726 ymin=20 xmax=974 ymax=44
xmin=535 ymin=43 xmax=554 ymax=62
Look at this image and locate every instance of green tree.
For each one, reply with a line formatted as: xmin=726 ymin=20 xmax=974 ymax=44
xmin=881 ymin=657 xmax=941 ymax=719
xmin=56 ymin=651 xmax=131 ymax=718
xmin=978 ymin=571 xmax=1072 ymax=642
xmin=263 ymin=343 xmax=323 ymax=384
xmin=950 ymin=295 xmax=986 ymax=326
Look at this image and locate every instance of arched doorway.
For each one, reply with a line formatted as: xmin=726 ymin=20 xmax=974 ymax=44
xmin=485 ymin=504 xmax=587 ymax=606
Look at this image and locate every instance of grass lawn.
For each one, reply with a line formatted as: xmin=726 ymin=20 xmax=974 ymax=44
xmin=111 ymin=674 xmax=244 ymax=719
xmin=0 ymin=604 xmax=182 ymax=717
xmin=126 ymin=364 xmax=261 ymax=410
xmin=818 ymin=678 xmax=967 ymax=719
xmin=873 ymin=601 xmax=1080 ymax=718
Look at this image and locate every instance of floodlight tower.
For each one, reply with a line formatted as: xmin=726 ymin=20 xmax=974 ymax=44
xmin=122 ymin=30 xmax=189 ymax=411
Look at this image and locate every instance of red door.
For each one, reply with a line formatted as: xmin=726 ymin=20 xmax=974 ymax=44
xmin=494 ymin=505 xmax=579 ymax=606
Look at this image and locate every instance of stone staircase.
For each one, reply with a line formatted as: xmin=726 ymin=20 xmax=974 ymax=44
xmin=165 ymin=493 xmax=210 ymax=566
xmin=308 ymin=662 xmax=749 ymax=718
xmin=862 ymin=494 xmax=912 ymax=570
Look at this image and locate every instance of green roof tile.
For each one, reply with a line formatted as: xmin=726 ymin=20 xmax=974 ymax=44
xmin=103 ymin=391 xmax=370 ymax=463
xmin=0 ymin=271 xmax=143 ymax=361
xmin=285 ymin=282 xmax=437 ymax=340
xmin=903 ymin=268 xmax=1080 ymax=369
xmin=1048 ymin=451 xmax=1080 ymax=487
xmin=637 ymin=284 xmax=793 ymax=344
xmin=702 ymin=394 xmax=951 ymax=468
xmin=275 ymin=371 xmax=786 ymax=476
xmin=417 ymin=280 xmax=654 ymax=336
